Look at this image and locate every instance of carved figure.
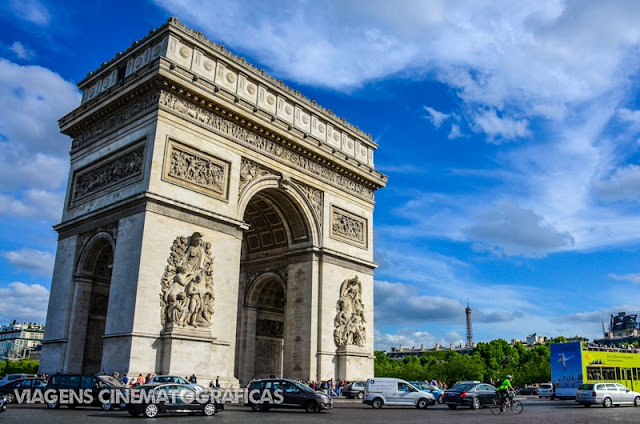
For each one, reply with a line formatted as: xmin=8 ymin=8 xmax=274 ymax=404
xmin=334 ymin=276 xmax=366 ymax=347
xmin=160 ymin=232 xmax=215 ymax=328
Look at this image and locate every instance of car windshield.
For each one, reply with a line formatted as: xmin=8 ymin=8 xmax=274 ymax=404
xmin=99 ymin=376 xmax=124 ymax=387
xmin=579 ymin=384 xmax=594 ymax=390
xmin=293 ymin=381 xmax=315 ymax=393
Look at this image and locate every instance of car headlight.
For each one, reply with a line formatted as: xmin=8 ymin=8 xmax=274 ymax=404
xmin=316 ymin=394 xmax=329 ymax=399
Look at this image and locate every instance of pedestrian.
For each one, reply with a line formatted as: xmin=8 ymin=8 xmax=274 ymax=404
xmin=123 ymin=374 xmax=129 ymax=385
xmin=216 ymin=376 xmax=220 ymax=388
xmin=137 ymin=374 xmax=144 ymax=385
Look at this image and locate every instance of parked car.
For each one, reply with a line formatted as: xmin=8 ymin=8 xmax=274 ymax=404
xmin=576 ymin=383 xmax=640 ymax=408
xmin=342 ymin=381 xmax=366 ymax=399
xmin=246 ymin=378 xmax=332 ymax=412
xmin=363 ymin=378 xmax=435 ymax=409
xmin=538 ymin=382 xmax=554 ymax=399
xmin=125 ymin=383 xmax=223 ymax=418
xmin=45 ymin=373 xmax=126 ymax=410
xmin=409 ymin=381 xmax=444 ymax=403
xmin=0 ymin=393 xmax=6 ymax=414
xmin=0 ymin=374 xmax=37 ymax=387
xmin=147 ymin=375 xmax=204 ymax=392
xmin=0 ymin=378 xmax=47 ymax=403
xmin=517 ymin=387 xmax=538 ymax=395
xmin=443 ymin=382 xmax=499 ymax=410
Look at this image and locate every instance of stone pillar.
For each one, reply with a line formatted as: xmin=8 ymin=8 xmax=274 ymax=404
xmin=240 ymin=306 xmax=257 ymax=384
xmin=160 ymin=325 xmax=217 ymax=378
xmin=63 ymin=276 xmax=93 ymax=372
xmin=336 ymin=345 xmax=371 ymax=381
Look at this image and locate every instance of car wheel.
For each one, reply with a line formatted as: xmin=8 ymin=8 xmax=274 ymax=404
xmin=144 ymin=403 xmax=159 ymax=418
xmin=203 ymin=402 xmax=216 ymax=416
xmin=448 ymin=404 xmax=457 ymax=409
xmin=417 ymin=398 xmax=428 ymax=409
xmin=357 ymin=391 xmax=364 ymax=399
xmin=47 ymin=399 xmax=60 ymax=409
xmin=4 ymin=393 xmax=14 ymax=404
xmin=634 ymin=396 xmax=640 ymax=407
xmin=603 ymin=397 xmax=613 ymax=408
xmin=471 ymin=397 xmax=481 ymax=410
xmin=583 ymin=403 xmax=591 ymax=408
xmin=372 ymin=397 xmax=383 ymax=409
xmin=101 ymin=402 xmax=113 ymax=411
xmin=305 ymin=401 xmax=318 ymax=413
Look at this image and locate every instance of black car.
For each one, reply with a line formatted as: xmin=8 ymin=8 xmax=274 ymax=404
xmin=517 ymin=387 xmax=538 ymax=395
xmin=246 ymin=378 xmax=332 ymax=412
xmin=443 ymin=382 xmax=499 ymax=410
xmin=45 ymin=373 xmax=126 ymax=410
xmin=0 ymin=378 xmax=47 ymax=403
xmin=342 ymin=381 xmax=366 ymax=399
xmin=125 ymin=383 xmax=223 ymax=418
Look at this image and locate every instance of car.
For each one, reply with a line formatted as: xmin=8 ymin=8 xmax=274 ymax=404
xmin=363 ymin=378 xmax=435 ymax=409
xmin=538 ymin=382 xmax=554 ymax=399
xmin=246 ymin=378 xmax=332 ymax=413
xmin=147 ymin=375 xmax=204 ymax=392
xmin=45 ymin=373 xmax=126 ymax=410
xmin=443 ymin=382 xmax=499 ymax=410
xmin=0 ymin=378 xmax=47 ymax=403
xmin=409 ymin=381 xmax=445 ymax=403
xmin=0 ymin=374 xmax=37 ymax=387
xmin=517 ymin=387 xmax=538 ymax=395
xmin=125 ymin=383 xmax=223 ymax=418
xmin=0 ymin=393 xmax=6 ymax=414
xmin=342 ymin=381 xmax=366 ymax=399
xmin=576 ymin=382 xmax=640 ymax=408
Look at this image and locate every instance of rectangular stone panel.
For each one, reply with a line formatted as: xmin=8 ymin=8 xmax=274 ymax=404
xmin=70 ymin=140 xmax=146 ymax=207
xmin=330 ymin=205 xmax=368 ymax=249
xmin=162 ymin=138 xmax=231 ymax=201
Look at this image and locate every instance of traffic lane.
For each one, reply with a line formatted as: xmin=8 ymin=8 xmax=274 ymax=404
xmin=1 ymin=398 xmax=640 ymax=424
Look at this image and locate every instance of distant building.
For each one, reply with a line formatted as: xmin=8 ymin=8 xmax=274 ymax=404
xmin=0 ymin=322 xmax=45 ymax=360
xmin=593 ymin=312 xmax=640 ymax=346
xmin=526 ymin=333 xmax=547 ymax=345
xmin=387 ymin=342 xmax=476 ymax=359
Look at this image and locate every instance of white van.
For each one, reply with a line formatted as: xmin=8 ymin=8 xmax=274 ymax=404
xmin=364 ymin=378 xmax=435 ymax=409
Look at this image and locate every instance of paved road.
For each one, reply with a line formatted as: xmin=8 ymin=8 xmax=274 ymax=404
xmin=2 ymin=397 xmax=640 ymax=423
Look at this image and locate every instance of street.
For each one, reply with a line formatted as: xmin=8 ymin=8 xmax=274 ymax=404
xmin=2 ymin=397 xmax=640 ymax=424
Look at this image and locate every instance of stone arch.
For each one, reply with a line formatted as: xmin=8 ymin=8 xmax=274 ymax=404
xmin=245 ymin=271 xmax=287 ymax=308
xmin=76 ymin=232 xmax=116 ymax=277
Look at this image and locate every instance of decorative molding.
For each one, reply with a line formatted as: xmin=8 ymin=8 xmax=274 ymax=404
xmin=246 ymin=265 xmax=289 ymax=288
xmin=239 ymin=158 xmax=278 ymax=194
xmin=160 ymin=232 xmax=215 ymax=329
xmin=70 ymin=142 xmax=145 ymax=206
xmin=158 ymin=91 xmax=374 ymax=201
xmin=256 ymin=319 xmax=284 ymax=338
xmin=292 ymin=181 xmax=323 ymax=231
xmin=330 ymin=205 xmax=367 ymax=249
xmin=72 ymin=92 xmax=159 ymax=150
xmin=162 ymin=139 xmax=230 ymax=200
xmin=334 ymin=276 xmax=366 ymax=347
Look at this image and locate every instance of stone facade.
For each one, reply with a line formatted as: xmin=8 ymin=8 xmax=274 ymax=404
xmin=40 ymin=17 xmax=386 ymax=385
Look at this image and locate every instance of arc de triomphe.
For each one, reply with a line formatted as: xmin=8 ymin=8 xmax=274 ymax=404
xmin=40 ymin=18 xmax=387 ymax=385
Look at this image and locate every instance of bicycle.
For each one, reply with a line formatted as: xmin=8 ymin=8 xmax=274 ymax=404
xmin=490 ymin=390 xmax=523 ymax=414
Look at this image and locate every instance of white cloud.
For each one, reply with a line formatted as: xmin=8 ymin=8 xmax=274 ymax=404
xmin=9 ymin=41 xmax=35 ymax=60
xmin=1 ymin=248 xmax=55 ymax=276
xmin=472 ymin=109 xmax=531 ymax=143
xmin=617 ymin=108 xmax=640 ymax=124
xmin=0 ymin=190 xmax=64 ymax=222
xmin=465 ymin=201 xmax=575 ymax=257
xmin=10 ymin=0 xmax=50 ymax=26
xmin=448 ymin=124 xmax=462 ymax=140
xmin=0 ymin=282 xmax=49 ymax=323
xmin=423 ymin=106 xmax=449 ymax=128
xmin=608 ymin=273 xmax=640 ymax=284
xmin=592 ymin=165 xmax=640 ymax=203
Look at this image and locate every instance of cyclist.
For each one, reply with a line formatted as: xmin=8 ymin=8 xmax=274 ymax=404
xmin=496 ymin=375 xmax=514 ymax=410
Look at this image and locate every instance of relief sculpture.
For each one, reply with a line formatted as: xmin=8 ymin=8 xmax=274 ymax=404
xmin=334 ymin=276 xmax=366 ymax=347
xmin=160 ymin=232 xmax=215 ymax=328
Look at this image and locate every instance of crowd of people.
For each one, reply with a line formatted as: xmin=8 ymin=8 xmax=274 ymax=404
xmin=585 ymin=342 xmax=640 ymax=353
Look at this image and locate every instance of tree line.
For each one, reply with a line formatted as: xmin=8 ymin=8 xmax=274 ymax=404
xmin=375 ymin=338 xmax=557 ymax=387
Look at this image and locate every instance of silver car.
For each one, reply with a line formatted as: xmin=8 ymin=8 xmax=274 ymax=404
xmin=576 ymin=383 xmax=640 ymax=408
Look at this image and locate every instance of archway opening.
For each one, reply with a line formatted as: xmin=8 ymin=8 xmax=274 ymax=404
xmin=235 ymin=187 xmax=313 ymax=383
xmin=80 ymin=239 xmax=113 ymax=374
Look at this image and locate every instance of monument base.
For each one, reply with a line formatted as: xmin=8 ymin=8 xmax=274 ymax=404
xmin=336 ymin=345 xmax=373 ymax=381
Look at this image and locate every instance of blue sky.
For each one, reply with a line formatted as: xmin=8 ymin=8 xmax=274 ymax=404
xmin=1 ymin=0 xmax=640 ymax=351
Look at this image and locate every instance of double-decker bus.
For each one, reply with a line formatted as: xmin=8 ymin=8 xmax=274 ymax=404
xmin=551 ymin=342 xmax=640 ymax=398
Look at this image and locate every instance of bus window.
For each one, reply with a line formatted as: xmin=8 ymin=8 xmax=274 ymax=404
xmin=602 ymin=367 xmax=615 ymax=380
xmin=587 ymin=367 xmax=601 ymax=380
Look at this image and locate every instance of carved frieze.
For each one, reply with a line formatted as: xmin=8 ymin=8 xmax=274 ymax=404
xmin=239 ymin=158 xmax=278 ymax=194
xmin=256 ymin=319 xmax=284 ymax=338
xmin=330 ymin=205 xmax=367 ymax=248
xmin=70 ymin=144 xmax=145 ymax=205
xmin=73 ymin=92 xmax=160 ymax=150
xmin=334 ymin=276 xmax=366 ymax=348
xmin=293 ymin=181 xmax=323 ymax=229
xmin=162 ymin=139 xmax=230 ymax=200
xmin=160 ymin=232 xmax=215 ymax=328
xmin=158 ymin=91 xmax=374 ymax=201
